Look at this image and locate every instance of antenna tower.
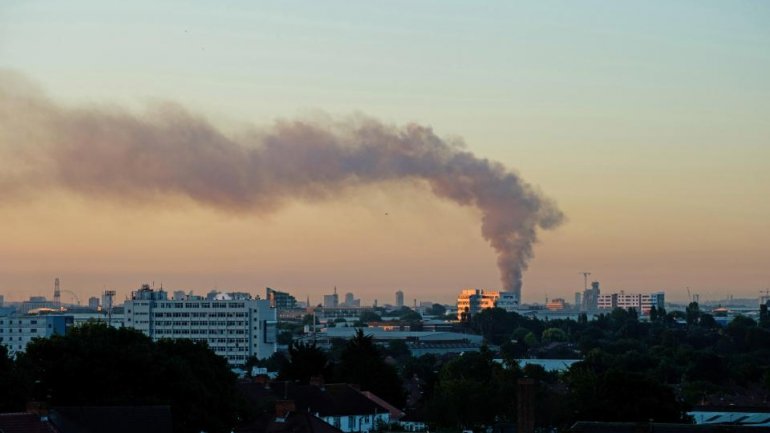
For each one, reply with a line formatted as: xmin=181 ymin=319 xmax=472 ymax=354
xmin=54 ymin=277 xmax=61 ymax=308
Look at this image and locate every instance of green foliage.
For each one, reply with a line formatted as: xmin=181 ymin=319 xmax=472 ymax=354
xmin=302 ymin=314 xmax=320 ymax=326
xmin=15 ymin=323 xmax=243 ymax=433
xmin=280 ymin=341 xmax=332 ymax=384
xmin=337 ymin=329 xmax=405 ymax=407
xmin=277 ymin=330 xmax=294 ymax=345
xmin=0 ymin=345 xmax=28 ymax=412
xmin=429 ymin=303 xmax=447 ymax=317
xmin=541 ymin=327 xmax=567 ymax=343
xmin=566 ymin=368 xmax=689 ymax=423
xmin=246 ymin=352 xmax=288 ymax=374
xmin=427 ymin=348 xmax=520 ymax=429
xmin=384 ymin=339 xmax=411 ymax=360
xmin=686 ymin=302 xmax=701 ymax=326
xmin=397 ymin=307 xmax=422 ymax=322
xmin=358 ymin=311 xmax=382 ymax=323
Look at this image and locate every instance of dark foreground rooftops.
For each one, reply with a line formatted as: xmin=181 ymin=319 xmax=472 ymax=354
xmin=50 ymin=406 xmax=172 ymax=433
xmin=570 ymin=421 xmax=768 ymax=433
xmin=239 ymin=382 xmax=391 ymax=417
xmin=0 ymin=413 xmax=57 ymax=433
xmin=236 ymin=411 xmax=344 ymax=433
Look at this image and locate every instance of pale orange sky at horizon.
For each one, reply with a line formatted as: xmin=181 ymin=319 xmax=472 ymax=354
xmin=1 ymin=1 xmax=769 ymax=304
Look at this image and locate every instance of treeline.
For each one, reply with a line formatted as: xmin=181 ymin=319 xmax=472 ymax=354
xmin=0 ymin=324 xmax=246 ymax=433
xmin=458 ymin=303 xmax=770 ymax=428
xmin=262 ymin=303 xmax=770 ymax=430
xmin=2 ymin=304 xmax=769 ymax=432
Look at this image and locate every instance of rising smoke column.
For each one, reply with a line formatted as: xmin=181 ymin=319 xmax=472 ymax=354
xmin=0 ymin=72 xmax=563 ymax=300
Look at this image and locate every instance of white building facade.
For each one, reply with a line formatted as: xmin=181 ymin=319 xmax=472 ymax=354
xmin=123 ymin=285 xmax=277 ymax=366
xmin=597 ymin=291 xmax=665 ymax=315
xmin=0 ymin=313 xmax=73 ymax=356
xmin=457 ymin=289 xmax=518 ymax=320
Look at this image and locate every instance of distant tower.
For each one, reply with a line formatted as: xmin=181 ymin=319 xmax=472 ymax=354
xmin=54 ymin=277 xmax=61 ymax=308
xmin=396 ymin=290 xmax=404 ymax=308
xmin=102 ymin=290 xmax=116 ymax=326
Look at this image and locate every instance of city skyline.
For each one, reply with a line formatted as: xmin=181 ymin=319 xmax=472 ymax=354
xmin=2 ymin=1 xmax=769 ymax=303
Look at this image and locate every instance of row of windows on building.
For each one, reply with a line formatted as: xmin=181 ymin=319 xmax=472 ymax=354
xmin=151 ymin=320 xmax=247 ymax=327
xmin=152 ymin=312 xmax=247 ymax=318
xmin=153 ymin=328 xmax=247 ymax=335
xmin=209 ymin=346 xmax=250 ymax=353
xmin=147 ymin=302 xmax=248 ymax=309
xmin=0 ymin=320 xmax=41 ymax=325
xmin=0 ymin=328 xmax=45 ymax=334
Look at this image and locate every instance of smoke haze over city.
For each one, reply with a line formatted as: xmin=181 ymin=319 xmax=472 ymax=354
xmin=0 ymin=2 xmax=768 ymax=303
xmin=1 ymin=72 xmax=563 ymax=300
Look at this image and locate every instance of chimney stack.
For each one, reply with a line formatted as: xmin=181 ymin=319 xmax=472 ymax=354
xmin=275 ymin=400 xmax=296 ymax=420
xmin=517 ymin=378 xmax=536 ymax=433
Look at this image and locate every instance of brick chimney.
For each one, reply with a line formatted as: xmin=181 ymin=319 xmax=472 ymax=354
xmin=26 ymin=401 xmax=49 ymax=420
xmin=275 ymin=400 xmax=296 ymax=420
xmin=309 ymin=375 xmax=325 ymax=387
xmin=253 ymin=374 xmax=269 ymax=385
xmin=517 ymin=378 xmax=536 ymax=433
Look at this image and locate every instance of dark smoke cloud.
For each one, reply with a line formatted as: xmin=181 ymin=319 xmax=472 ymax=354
xmin=0 ymin=72 xmax=563 ymax=299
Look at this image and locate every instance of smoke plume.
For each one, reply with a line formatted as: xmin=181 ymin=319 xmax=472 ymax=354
xmin=0 ymin=72 xmax=563 ymax=299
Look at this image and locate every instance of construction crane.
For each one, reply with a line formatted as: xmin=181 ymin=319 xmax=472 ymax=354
xmin=579 ymin=272 xmax=592 ymax=291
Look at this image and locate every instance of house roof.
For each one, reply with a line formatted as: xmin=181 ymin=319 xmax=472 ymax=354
xmin=49 ymin=406 xmax=172 ymax=433
xmin=236 ymin=412 xmax=344 ymax=433
xmin=360 ymin=391 xmax=404 ymax=420
xmin=239 ymin=382 xmax=392 ymax=417
xmin=570 ymin=421 xmax=767 ymax=433
xmin=0 ymin=413 xmax=58 ymax=433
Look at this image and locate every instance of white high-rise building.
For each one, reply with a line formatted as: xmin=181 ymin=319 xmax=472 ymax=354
xmin=597 ymin=291 xmax=665 ymax=315
xmin=123 ymin=284 xmax=277 ymax=367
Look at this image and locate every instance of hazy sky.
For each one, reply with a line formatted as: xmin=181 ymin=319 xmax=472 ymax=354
xmin=1 ymin=1 xmax=769 ymax=304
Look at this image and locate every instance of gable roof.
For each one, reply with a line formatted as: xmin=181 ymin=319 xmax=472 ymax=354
xmin=360 ymin=391 xmax=404 ymax=420
xmin=239 ymin=382 xmax=391 ymax=417
xmin=236 ymin=411 xmax=344 ymax=433
xmin=0 ymin=413 xmax=57 ymax=433
xmin=570 ymin=421 xmax=767 ymax=433
xmin=49 ymin=406 xmax=172 ymax=433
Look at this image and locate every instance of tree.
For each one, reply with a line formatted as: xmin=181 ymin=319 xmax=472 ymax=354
xmin=385 ymin=340 xmax=411 ymax=360
xmin=760 ymin=304 xmax=770 ymax=329
xmin=277 ymin=330 xmax=294 ymax=345
xmin=0 ymin=345 xmax=28 ymax=412
xmin=359 ymin=311 xmax=382 ymax=323
xmin=16 ymin=323 xmax=243 ymax=433
xmin=686 ymin=302 xmax=701 ymax=326
xmin=541 ymin=328 xmax=567 ymax=343
xmin=280 ymin=341 xmax=332 ymax=384
xmin=566 ymin=367 xmax=689 ymax=423
xmin=337 ymin=329 xmax=405 ymax=407
xmin=429 ymin=304 xmax=447 ymax=317
xmin=426 ymin=348 xmax=520 ymax=429
xmin=650 ymin=306 xmax=659 ymax=322
xmin=398 ymin=308 xmax=422 ymax=322
xmin=302 ymin=314 xmax=320 ymax=326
